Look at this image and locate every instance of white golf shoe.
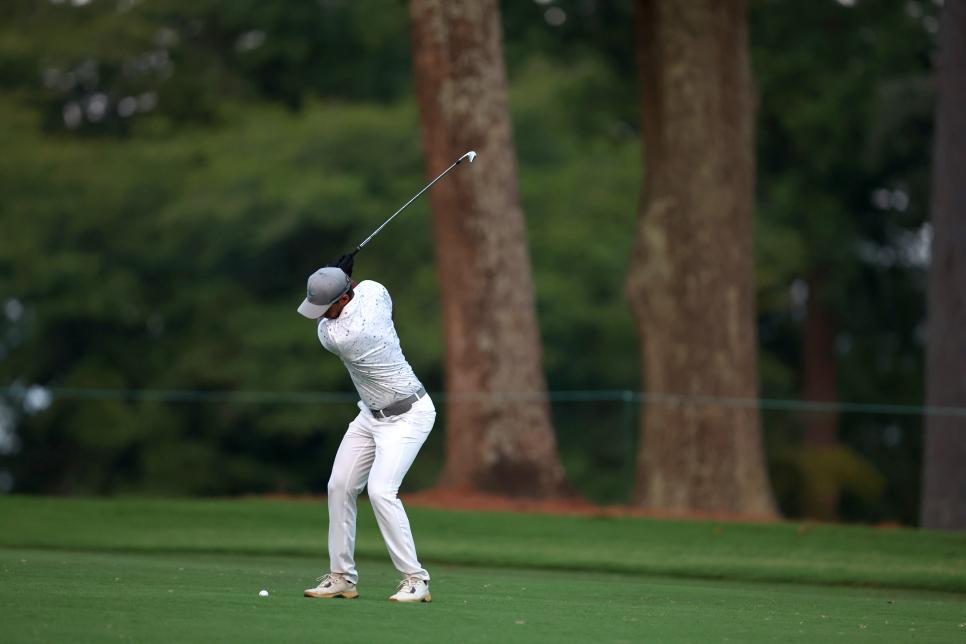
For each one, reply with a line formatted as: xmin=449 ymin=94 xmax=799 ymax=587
xmin=304 ymin=572 xmax=358 ymax=599
xmin=389 ymin=575 xmax=431 ymax=603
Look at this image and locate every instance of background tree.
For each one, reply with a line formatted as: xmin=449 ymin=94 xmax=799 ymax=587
xmin=0 ymin=0 xmax=947 ymax=522
xmin=408 ymin=0 xmax=569 ymax=497
xmin=627 ymin=0 xmax=775 ymax=515
xmin=751 ymin=0 xmax=938 ymax=522
xmin=921 ymin=0 xmax=966 ymax=530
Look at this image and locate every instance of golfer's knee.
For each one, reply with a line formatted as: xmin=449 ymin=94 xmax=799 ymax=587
xmin=366 ymin=481 xmax=398 ymax=508
xmin=327 ymin=476 xmax=354 ymax=499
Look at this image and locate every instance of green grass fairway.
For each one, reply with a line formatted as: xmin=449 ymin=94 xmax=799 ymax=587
xmin=1 ymin=497 xmax=964 ymax=643
xmin=2 ymin=548 xmax=963 ymax=644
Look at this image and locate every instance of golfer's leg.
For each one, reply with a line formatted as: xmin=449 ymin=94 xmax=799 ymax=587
xmin=327 ymin=409 xmax=376 ymax=584
xmin=366 ymin=399 xmax=435 ymax=581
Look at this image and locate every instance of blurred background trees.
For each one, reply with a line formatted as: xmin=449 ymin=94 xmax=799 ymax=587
xmin=0 ymin=0 xmax=952 ymax=525
xmin=751 ymin=0 xmax=940 ymax=523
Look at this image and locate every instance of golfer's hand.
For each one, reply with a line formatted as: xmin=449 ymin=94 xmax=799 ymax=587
xmin=329 ymin=253 xmax=355 ymax=277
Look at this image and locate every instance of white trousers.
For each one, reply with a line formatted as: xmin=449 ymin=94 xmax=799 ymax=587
xmin=327 ymin=395 xmax=435 ymax=584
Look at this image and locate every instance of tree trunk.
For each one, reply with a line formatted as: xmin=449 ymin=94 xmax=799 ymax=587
xmin=627 ymin=0 xmax=775 ymax=515
xmin=408 ymin=0 xmax=569 ymax=498
xmin=921 ymin=0 xmax=966 ymax=530
xmin=800 ymin=275 xmax=843 ymax=519
xmin=802 ymin=276 xmax=839 ymax=447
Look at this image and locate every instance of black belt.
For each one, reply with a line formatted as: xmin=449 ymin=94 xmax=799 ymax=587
xmin=370 ymin=387 xmax=427 ymax=419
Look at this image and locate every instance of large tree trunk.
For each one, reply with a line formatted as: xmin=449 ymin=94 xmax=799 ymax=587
xmin=626 ymin=0 xmax=775 ymax=515
xmin=921 ymin=0 xmax=966 ymax=530
xmin=408 ymin=0 xmax=569 ymax=497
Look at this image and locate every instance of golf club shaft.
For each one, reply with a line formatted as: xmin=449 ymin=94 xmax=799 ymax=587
xmin=353 ymin=151 xmax=477 ymax=254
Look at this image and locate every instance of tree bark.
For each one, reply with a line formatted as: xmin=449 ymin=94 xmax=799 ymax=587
xmin=408 ymin=0 xmax=569 ymax=497
xmin=921 ymin=0 xmax=966 ymax=530
xmin=627 ymin=0 xmax=775 ymax=515
xmin=802 ymin=276 xmax=839 ymax=447
xmin=800 ymin=275 xmax=843 ymax=519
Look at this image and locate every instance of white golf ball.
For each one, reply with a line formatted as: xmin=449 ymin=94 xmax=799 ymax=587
xmin=259 ymin=589 xmax=269 ymax=597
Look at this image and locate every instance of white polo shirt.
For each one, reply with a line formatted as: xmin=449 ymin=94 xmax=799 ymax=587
xmin=317 ymin=280 xmax=424 ymax=411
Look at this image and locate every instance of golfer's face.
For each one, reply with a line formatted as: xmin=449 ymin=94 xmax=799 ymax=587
xmin=322 ymin=293 xmax=351 ymax=320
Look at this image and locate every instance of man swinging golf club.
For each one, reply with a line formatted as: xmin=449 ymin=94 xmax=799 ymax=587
xmin=298 ymin=254 xmax=434 ymax=603
xmin=299 ymin=151 xmax=475 ymax=603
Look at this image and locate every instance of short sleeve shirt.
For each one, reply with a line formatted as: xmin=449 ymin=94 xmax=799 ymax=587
xmin=317 ymin=280 xmax=423 ymax=410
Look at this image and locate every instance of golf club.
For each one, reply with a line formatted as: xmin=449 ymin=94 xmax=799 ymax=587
xmin=352 ymin=150 xmax=477 ymax=255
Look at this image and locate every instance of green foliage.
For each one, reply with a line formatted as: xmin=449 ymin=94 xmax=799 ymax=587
xmin=0 ymin=0 xmax=413 ymax=133
xmin=512 ymin=57 xmax=641 ymax=390
xmin=0 ymin=52 xmax=642 ymax=496
xmin=797 ymin=444 xmax=886 ymax=520
xmin=0 ymin=97 xmax=428 ymax=493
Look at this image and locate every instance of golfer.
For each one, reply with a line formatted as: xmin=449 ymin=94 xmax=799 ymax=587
xmin=297 ymin=255 xmax=434 ymax=603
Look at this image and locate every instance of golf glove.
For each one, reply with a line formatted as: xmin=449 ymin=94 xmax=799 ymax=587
xmin=329 ymin=253 xmax=355 ymax=277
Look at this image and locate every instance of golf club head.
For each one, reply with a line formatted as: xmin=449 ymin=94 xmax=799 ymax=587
xmin=460 ymin=151 xmax=477 ymax=164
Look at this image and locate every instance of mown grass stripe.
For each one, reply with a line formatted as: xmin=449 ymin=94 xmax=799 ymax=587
xmin=2 ymin=496 xmax=964 ymax=593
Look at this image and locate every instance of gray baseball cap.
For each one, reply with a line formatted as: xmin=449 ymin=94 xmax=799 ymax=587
xmin=297 ymin=267 xmax=351 ymax=319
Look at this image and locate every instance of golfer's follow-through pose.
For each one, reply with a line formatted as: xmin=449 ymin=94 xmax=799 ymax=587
xmin=298 ymin=254 xmax=433 ymax=603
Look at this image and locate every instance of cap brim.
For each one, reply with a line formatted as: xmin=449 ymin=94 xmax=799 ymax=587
xmin=297 ymin=298 xmax=331 ymax=319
